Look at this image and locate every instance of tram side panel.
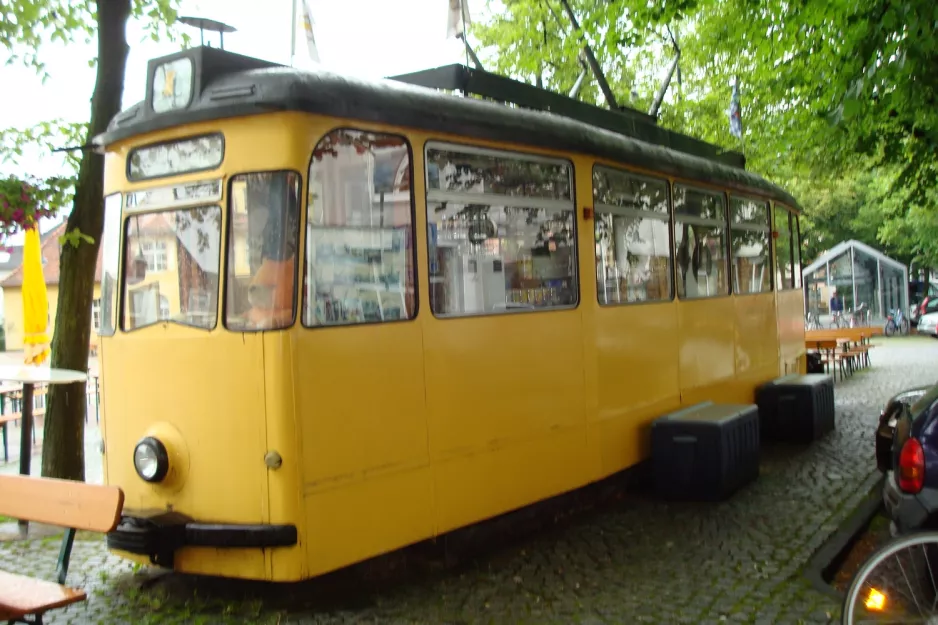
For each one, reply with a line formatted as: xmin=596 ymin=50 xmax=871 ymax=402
xmin=416 ymin=134 xmax=592 ymax=537
xmin=295 ymin=122 xmax=434 ymax=577
xmin=588 ymin=160 xmax=681 ymax=476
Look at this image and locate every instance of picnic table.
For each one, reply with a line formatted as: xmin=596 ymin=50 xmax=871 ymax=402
xmin=804 ymin=327 xmax=881 ymax=381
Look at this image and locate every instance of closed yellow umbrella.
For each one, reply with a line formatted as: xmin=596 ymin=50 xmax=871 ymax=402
xmin=21 ymin=226 xmax=49 ymax=365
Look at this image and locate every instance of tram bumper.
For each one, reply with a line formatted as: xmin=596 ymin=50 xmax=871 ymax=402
xmin=107 ymin=509 xmax=298 ymax=568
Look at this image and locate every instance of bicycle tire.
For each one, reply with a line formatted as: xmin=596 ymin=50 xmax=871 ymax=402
xmin=842 ymin=531 xmax=938 ymax=624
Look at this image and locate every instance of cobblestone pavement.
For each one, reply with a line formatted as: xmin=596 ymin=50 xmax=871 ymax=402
xmin=3 ymin=336 xmax=938 ymax=624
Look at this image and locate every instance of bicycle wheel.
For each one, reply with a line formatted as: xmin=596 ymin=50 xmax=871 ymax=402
xmin=842 ymin=531 xmax=938 ymax=624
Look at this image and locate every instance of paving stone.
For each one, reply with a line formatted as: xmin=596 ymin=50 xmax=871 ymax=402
xmin=2 ymin=336 xmax=936 ymax=623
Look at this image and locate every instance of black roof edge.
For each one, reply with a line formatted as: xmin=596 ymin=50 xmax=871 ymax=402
xmin=387 ymin=64 xmax=747 ymax=171
xmin=93 ymin=47 xmax=799 ymax=212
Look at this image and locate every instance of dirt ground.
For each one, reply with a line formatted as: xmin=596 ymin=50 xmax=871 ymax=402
xmin=830 ymin=511 xmax=894 ymax=594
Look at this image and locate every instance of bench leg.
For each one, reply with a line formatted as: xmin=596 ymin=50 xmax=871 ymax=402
xmin=56 ymin=527 xmax=77 ymax=585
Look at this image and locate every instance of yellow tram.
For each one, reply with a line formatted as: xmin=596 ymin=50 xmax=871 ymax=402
xmin=94 ymin=45 xmax=806 ymax=581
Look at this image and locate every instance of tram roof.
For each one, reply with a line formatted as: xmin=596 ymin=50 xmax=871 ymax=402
xmin=95 ymin=46 xmax=800 ymax=211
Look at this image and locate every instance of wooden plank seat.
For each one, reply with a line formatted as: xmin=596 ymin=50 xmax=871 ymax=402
xmin=651 ymin=401 xmax=760 ymax=501
xmin=0 ymin=474 xmax=124 ymax=625
xmin=757 ymin=374 xmax=836 ymax=443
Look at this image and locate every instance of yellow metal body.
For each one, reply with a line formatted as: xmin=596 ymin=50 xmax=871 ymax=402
xmin=99 ymin=112 xmax=806 ymax=581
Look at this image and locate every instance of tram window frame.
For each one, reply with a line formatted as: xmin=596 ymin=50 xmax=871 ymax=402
xmin=773 ymin=204 xmax=796 ymax=290
xmin=98 ymin=192 xmax=123 ymax=337
xmin=672 ymin=182 xmax=731 ymax=300
xmin=792 ymin=212 xmax=803 ymax=289
xmin=592 ymin=164 xmax=674 ymax=306
xmin=424 ymin=140 xmax=579 ymax=319
xmin=728 ymin=195 xmax=773 ymax=296
xmin=120 ymin=203 xmax=223 ymax=333
xmin=302 ymin=127 xmax=419 ymax=329
xmin=223 ymin=170 xmax=302 ymax=332
xmin=126 ymin=133 xmax=225 ymax=183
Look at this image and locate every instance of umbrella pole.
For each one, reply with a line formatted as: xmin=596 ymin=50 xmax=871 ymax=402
xmin=17 ymin=383 xmax=33 ymax=536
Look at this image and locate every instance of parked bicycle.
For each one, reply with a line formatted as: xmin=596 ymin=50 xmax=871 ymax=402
xmin=829 ymin=311 xmax=844 ymax=328
xmin=842 ymin=531 xmax=938 ymax=623
xmin=805 ymin=311 xmax=821 ymax=330
xmin=885 ymin=307 xmax=910 ymax=336
xmin=849 ymin=302 xmax=870 ymax=327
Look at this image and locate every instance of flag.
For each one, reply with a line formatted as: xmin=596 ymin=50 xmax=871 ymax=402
xmin=447 ymin=0 xmax=470 ymax=39
xmin=301 ymin=0 xmax=320 ymax=62
xmin=728 ymin=79 xmax=742 ymax=139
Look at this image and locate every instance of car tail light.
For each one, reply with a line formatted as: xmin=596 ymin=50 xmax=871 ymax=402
xmin=898 ymin=438 xmax=925 ymax=493
xmin=922 ymin=297 xmax=930 ymax=314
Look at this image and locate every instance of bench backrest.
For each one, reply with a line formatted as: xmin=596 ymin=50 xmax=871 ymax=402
xmin=0 ymin=475 xmax=123 ymax=533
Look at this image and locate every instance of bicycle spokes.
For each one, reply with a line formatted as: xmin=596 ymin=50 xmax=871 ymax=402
xmin=844 ymin=534 xmax=938 ymax=624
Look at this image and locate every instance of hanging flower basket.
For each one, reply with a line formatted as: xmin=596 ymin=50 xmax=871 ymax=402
xmin=0 ymin=175 xmax=57 ymax=237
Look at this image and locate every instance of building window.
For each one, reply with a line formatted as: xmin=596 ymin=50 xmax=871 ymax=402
xmin=91 ymin=298 xmax=101 ymax=332
xmin=225 ymin=171 xmax=301 ymax=331
xmin=425 ymin=142 xmax=577 ymax=316
xmin=673 ymin=184 xmax=729 ymax=299
xmin=303 ymin=129 xmax=416 ymax=326
xmin=140 ymin=240 xmax=168 ymax=272
xmin=593 ymin=165 xmax=671 ymax=304
xmin=774 ymin=206 xmax=794 ymax=290
xmin=730 ymin=196 xmax=772 ymax=294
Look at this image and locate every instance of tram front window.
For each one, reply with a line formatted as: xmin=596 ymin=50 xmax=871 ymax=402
xmin=225 ymin=171 xmax=301 ymax=331
xmin=122 ymin=206 xmax=222 ymax=331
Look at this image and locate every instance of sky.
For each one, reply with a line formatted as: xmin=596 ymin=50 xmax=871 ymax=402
xmin=0 ymin=0 xmax=491 ymax=244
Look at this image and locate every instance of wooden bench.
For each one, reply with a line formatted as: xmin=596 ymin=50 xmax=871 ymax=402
xmin=0 ymin=474 xmax=124 ymax=624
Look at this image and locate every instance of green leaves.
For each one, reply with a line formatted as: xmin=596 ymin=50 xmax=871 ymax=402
xmin=59 ymin=227 xmax=95 ymax=249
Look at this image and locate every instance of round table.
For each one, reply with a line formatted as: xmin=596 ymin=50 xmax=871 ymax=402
xmin=0 ymin=366 xmax=88 ymax=535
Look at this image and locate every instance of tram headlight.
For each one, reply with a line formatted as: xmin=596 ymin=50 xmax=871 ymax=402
xmin=133 ymin=437 xmax=169 ymax=483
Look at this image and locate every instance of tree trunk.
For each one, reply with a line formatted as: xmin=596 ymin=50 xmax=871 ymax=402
xmin=41 ymin=0 xmax=130 ymax=481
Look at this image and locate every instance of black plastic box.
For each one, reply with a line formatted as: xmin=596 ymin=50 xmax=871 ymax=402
xmin=756 ymin=374 xmax=835 ymax=443
xmin=651 ymin=401 xmax=760 ymax=501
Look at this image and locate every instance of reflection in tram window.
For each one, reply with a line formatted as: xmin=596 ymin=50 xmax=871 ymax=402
xmin=226 ymin=172 xmax=301 ymax=331
xmin=304 ymin=130 xmax=416 ymax=327
xmin=425 ymin=144 xmax=577 ymax=316
xmin=730 ymin=196 xmax=771 ymax=294
xmin=592 ymin=166 xmax=672 ymax=304
xmin=774 ymin=206 xmax=794 ymax=289
xmin=792 ymin=213 xmax=802 ymax=288
xmin=674 ymin=185 xmax=728 ymax=299
xmin=98 ymin=193 xmax=121 ymax=336
xmin=122 ymin=206 xmax=221 ymax=331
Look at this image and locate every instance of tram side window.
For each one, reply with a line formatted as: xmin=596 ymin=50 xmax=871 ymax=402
xmin=226 ymin=172 xmax=301 ymax=331
xmin=730 ymin=196 xmax=772 ymax=294
xmin=592 ymin=166 xmax=672 ymax=304
xmin=774 ymin=206 xmax=794 ymax=290
xmin=98 ymin=193 xmax=122 ymax=336
xmin=122 ymin=205 xmax=221 ymax=331
xmin=425 ymin=143 xmax=577 ymax=316
xmin=304 ymin=129 xmax=416 ymax=327
xmin=673 ymin=184 xmax=728 ymax=299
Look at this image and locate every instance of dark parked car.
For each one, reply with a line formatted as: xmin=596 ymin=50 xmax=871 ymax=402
xmin=882 ymin=382 xmax=938 ymax=534
xmin=877 ymin=385 xmax=935 ymax=473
